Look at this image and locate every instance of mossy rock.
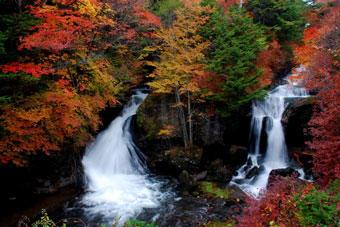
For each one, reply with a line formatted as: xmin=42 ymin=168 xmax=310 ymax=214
xmin=150 ymin=146 xmax=203 ymax=175
xmin=136 ymin=94 xmax=181 ymax=140
xmin=198 ymin=181 xmax=234 ymax=200
xmin=199 ymin=220 xmax=234 ymax=227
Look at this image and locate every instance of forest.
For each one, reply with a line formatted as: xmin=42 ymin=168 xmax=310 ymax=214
xmin=0 ymin=0 xmax=339 ymax=226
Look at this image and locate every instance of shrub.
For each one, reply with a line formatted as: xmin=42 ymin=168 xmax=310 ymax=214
xmin=294 ymin=180 xmax=340 ymax=226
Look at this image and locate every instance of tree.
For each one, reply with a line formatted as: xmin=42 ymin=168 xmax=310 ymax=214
xmin=202 ymin=5 xmax=267 ymax=116
xmin=245 ymin=0 xmax=307 ymax=42
xmin=0 ymin=0 xmax=160 ymax=165
xmin=293 ymin=0 xmax=340 ymax=184
xmin=147 ymin=0 xmax=213 ymax=147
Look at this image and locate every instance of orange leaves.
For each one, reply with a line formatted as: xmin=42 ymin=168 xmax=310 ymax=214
xmin=255 ymin=39 xmax=285 ymax=88
xmin=302 ymin=27 xmax=319 ymax=43
xmin=157 ymin=125 xmax=174 ymax=137
xmin=0 ymin=0 xmax=154 ymax=166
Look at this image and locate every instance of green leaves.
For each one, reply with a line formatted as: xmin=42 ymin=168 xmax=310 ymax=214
xmin=203 ymin=5 xmax=267 ymax=115
xmin=294 ymin=180 xmax=340 ymax=226
xmin=245 ymin=0 xmax=307 ymax=42
xmin=0 ymin=13 xmax=40 ymax=63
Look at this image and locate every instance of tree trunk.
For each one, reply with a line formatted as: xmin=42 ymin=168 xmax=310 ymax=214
xmin=187 ymin=90 xmax=193 ymax=145
xmin=17 ymin=0 xmax=22 ymax=13
xmin=174 ymin=87 xmax=189 ymax=148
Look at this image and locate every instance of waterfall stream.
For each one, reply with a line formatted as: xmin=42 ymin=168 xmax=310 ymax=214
xmin=81 ymin=89 xmax=168 ymax=225
xmin=230 ymin=74 xmax=309 ymax=196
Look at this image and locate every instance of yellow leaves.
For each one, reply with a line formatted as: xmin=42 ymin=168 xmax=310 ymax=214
xmin=138 ymin=46 xmax=158 ymax=60
xmin=200 ymin=91 xmax=214 ymax=98
xmin=143 ymin=46 xmax=157 ymax=52
xmin=78 ymin=0 xmax=99 ymax=17
xmin=16 ymin=106 xmax=52 ymax=124
xmin=157 ymin=125 xmax=174 ymax=136
xmin=171 ymin=102 xmax=185 ymax=108
xmin=147 ymin=1 xmax=211 ymax=97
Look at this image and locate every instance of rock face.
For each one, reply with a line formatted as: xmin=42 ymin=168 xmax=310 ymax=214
xmin=134 ymin=93 xmax=251 ymax=182
xmin=148 ymin=146 xmax=203 ymax=176
xmin=135 ymin=94 xmax=229 ymax=148
xmin=282 ymin=98 xmax=314 ymax=148
xmin=281 ymin=98 xmax=315 ymax=173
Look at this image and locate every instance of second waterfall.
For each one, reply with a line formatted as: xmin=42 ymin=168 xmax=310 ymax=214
xmin=230 ymin=75 xmax=309 ymax=196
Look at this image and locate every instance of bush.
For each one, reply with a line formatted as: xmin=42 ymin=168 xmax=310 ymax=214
xmin=294 ymin=180 xmax=340 ymax=226
xmin=237 ymin=176 xmax=340 ymax=227
xmin=123 ymin=218 xmax=158 ymax=227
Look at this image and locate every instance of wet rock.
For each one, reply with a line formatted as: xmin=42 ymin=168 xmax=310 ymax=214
xmin=282 ymin=98 xmax=315 ymax=148
xmin=289 ymin=146 xmax=314 ymax=176
xmin=268 ymin=167 xmax=300 ymax=186
xmin=179 ymin=170 xmax=198 ymax=191
xmin=245 ymin=167 xmax=260 ymax=179
xmin=206 ymin=159 xmax=233 ymax=183
xmin=226 ymin=185 xmax=246 ymax=204
xmin=149 ymin=146 xmax=203 ymax=176
xmin=194 ymin=171 xmax=208 ymax=181
xmin=259 ymin=116 xmax=273 ymax=155
xmin=270 ymin=167 xmax=299 ymax=177
xmin=225 ymin=145 xmax=248 ymax=169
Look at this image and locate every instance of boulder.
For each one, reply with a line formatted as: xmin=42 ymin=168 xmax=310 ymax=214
xmin=268 ymin=167 xmax=300 ymax=186
xmin=245 ymin=167 xmax=260 ymax=179
xmin=206 ymin=159 xmax=233 ymax=183
xmin=179 ymin=170 xmax=198 ymax=191
xmin=148 ymin=146 xmax=203 ymax=176
xmin=225 ymin=145 xmax=248 ymax=169
xmin=282 ymin=98 xmax=315 ymax=148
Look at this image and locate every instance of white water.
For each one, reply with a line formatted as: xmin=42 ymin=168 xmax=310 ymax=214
xmin=230 ymin=74 xmax=309 ymax=196
xmin=81 ymin=90 xmax=166 ymax=225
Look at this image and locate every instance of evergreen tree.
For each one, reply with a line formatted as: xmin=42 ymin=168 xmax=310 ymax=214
xmin=245 ymin=0 xmax=307 ymax=42
xmin=203 ymin=6 xmax=267 ymax=116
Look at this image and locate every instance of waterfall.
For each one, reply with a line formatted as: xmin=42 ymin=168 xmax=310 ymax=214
xmin=81 ymin=89 xmax=166 ymax=225
xmin=230 ymin=73 xmax=309 ymax=196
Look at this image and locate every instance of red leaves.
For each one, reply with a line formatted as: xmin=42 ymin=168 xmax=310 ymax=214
xmin=293 ymin=2 xmax=340 ymax=185
xmin=255 ymin=39 xmax=285 ymax=88
xmin=1 ymin=62 xmax=53 ymax=77
xmin=237 ymin=176 xmax=303 ymax=227
xmin=0 ymin=0 xmax=159 ymax=166
xmin=134 ymin=10 xmax=161 ymax=27
xmin=19 ymin=7 xmax=95 ymax=52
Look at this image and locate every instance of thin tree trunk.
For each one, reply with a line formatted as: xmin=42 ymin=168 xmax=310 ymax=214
xmin=174 ymin=86 xmax=189 ymax=148
xmin=187 ymin=89 xmax=193 ymax=144
xmin=17 ymin=0 xmax=22 ymax=13
xmin=240 ymin=0 xmax=243 ymax=8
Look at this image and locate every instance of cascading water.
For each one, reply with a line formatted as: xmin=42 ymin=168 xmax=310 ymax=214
xmin=230 ymin=74 xmax=309 ymax=196
xmin=81 ymin=89 xmax=167 ymax=225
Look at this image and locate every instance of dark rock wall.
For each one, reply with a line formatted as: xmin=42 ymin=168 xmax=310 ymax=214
xmin=282 ymin=97 xmax=316 ymax=173
xmin=134 ymin=93 xmax=250 ymax=181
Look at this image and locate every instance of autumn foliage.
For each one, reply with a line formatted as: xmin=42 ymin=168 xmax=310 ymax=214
xmin=293 ymin=0 xmax=340 ymax=184
xmin=237 ymin=176 xmax=340 ymax=226
xmin=237 ymin=176 xmax=302 ymax=227
xmin=0 ymin=0 xmax=160 ymax=165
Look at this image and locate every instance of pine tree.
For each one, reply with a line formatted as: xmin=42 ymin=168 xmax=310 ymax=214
xmin=245 ymin=0 xmax=307 ymax=42
xmin=203 ymin=5 xmax=267 ymax=116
